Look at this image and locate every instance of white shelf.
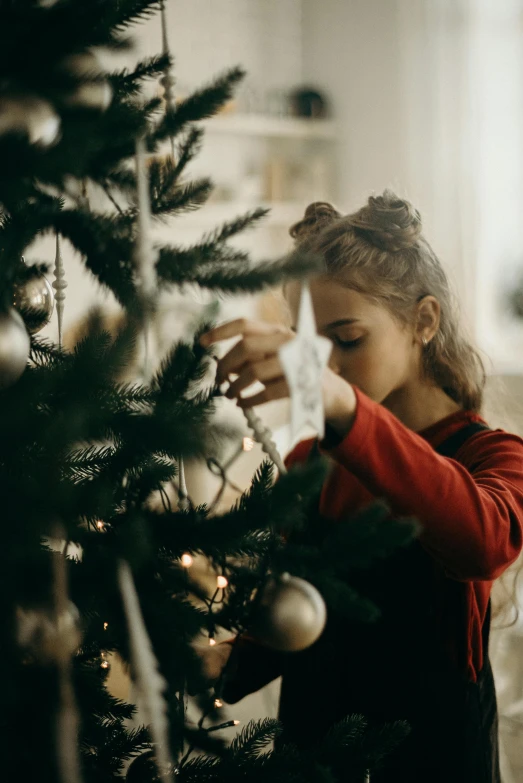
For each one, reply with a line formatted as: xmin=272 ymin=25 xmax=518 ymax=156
xmin=201 ymin=113 xmax=337 ymax=140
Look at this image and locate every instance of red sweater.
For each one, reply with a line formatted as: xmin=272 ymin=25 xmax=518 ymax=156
xmin=286 ymin=387 xmax=523 ymax=681
xmin=224 ymin=389 xmax=523 ymax=704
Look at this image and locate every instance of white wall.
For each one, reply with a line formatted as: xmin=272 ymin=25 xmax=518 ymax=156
xmin=300 ymin=0 xmax=467 ymax=287
xmin=35 ymin=0 xmax=306 ymax=345
xmin=301 ymin=0 xmax=523 ymax=376
xmin=302 ymin=0 xmax=406 ymax=204
xmin=138 ymin=0 xmax=303 ymax=95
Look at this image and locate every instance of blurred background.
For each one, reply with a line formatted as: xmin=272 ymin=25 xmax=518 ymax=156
xmin=28 ymin=2 xmax=523 ymax=779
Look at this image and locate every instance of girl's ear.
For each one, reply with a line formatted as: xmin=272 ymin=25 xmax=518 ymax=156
xmin=415 ymin=296 xmax=440 ymax=345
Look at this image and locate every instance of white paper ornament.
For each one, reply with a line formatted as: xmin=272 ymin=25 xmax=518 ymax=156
xmin=278 ymin=282 xmax=331 ymax=440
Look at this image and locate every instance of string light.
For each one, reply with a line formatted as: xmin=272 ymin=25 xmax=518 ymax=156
xmin=208 ymin=637 xmax=216 ymax=647
xmin=216 ymin=575 xmax=228 ymax=589
xmin=103 ymin=622 xmax=108 ymax=631
xmin=96 ymin=520 xmax=105 ymax=531
xmin=207 ymin=719 xmax=240 ymax=732
xmin=100 ymin=652 xmax=110 ymax=670
xmin=242 ymin=436 xmax=255 ymax=452
xmin=214 ymin=698 xmax=223 ymax=708
xmin=181 ymin=553 xmax=193 ymax=568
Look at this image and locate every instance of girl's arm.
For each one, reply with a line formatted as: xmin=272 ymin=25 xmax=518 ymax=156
xmin=322 ymin=387 xmax=523 ymax=581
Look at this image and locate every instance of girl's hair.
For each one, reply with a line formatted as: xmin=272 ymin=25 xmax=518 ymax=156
xmin=289 ymin=190 xmax=486 ymax=411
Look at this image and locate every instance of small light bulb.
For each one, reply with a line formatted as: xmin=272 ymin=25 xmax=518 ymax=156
xmin=96 ymin=520 xmax=105 ymax=531
xmin=242 ymin=436 xmax=255 ymax=452
xmin=103 ymin=622 xmax=108 ymax=631
xmin=214 ymin=698 xmax=223 ymax=708
xmin=181 ymin=553 xmax=193 ymax=568
xmin=233 ymin=720 xmax=240 ymax=726
xmin=216 ymin=575 xmax=228 ymax=589
xmin=209 ymin=637 xmax=216 ymax=647
xmin=100 ymin=654 xmax=110 ymax=670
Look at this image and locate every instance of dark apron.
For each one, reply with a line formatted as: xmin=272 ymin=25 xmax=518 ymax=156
xmin=277 ymin=422 xmax=500 ymax=783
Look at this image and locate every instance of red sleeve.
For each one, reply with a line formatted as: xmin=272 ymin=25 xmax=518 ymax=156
xmin=322 ymin=387 xmax=523 ymax=581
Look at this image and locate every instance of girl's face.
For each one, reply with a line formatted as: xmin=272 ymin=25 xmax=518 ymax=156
xmin=286 ymin=276 xmax=420 ymax=406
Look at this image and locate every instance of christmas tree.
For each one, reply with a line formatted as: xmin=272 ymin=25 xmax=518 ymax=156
xmin=0 ymin=2 xmax=416 ymax=781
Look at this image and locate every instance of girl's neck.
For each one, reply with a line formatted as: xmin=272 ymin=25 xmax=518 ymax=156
xmin=382 ymin=381 xmax=462 ymax=433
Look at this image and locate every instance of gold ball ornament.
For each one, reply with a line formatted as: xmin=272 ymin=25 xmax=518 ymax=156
xmin=0 ymin=309 xmax=30 ymax=389
xmin=0 ymin=95 xmax=61 ymax=147
xmin=13 ymin=269 xmax=55 ymax=334
xmin=252 ymin=572 xmax=327 ymax=652
xmin=60 ymin=51 xmax=112 ymax=111
xmin=16 ymin=602 xmax=82 ymax=664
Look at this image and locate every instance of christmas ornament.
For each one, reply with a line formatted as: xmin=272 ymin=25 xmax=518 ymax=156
xmin=278 ymin=282 xmax=332 ymax=441
xmin=126 ymin=751 xmax=158 ymax=782
xmin=0 ymin=94 xmax=60 ymax=147
xmin=134 ymin=136 xmax=159 ymax=381
xmin=252 ymin=573 xmax=327 ymax=652
xmin=13 ymin=266 xmax=55 ymax=333
xmin=242 ymin=406 xmax=287 ymax=474
xmin=118 ymin=561 xmax=175 ymax=783
xmin=0 ymin=308 xmax=30 ymax=389
xmin=60 ymin=51 xmax=112 ymax=111
xmin=53 ymin=234 xmax=67 ymax=348
xmin=16 ymin=601 xmax=82 ymax=664
xmin=160 ymin=1 xmax=176 ymax=116
xmin=177 ymin=456 xmax=190 ymax=511
xmin=127 ymin=750 xmax=179 ymax=782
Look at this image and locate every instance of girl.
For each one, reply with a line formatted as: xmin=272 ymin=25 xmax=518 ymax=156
xmin=199 ymin=191 xmax=523 ymax=782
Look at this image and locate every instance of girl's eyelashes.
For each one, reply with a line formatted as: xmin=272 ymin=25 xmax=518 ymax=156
xmin=331 ymin=334 xmax=364 ymax=350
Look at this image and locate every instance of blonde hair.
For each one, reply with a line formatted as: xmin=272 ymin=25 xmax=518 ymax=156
xmin=290 ymin=191 xmax=486 ymax=412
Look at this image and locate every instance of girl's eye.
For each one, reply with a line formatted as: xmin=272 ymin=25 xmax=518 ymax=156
xmin=331 ymin=335 xmax=363 ymax=350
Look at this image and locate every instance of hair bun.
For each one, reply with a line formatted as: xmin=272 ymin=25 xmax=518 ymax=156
xmin=289 ymin=201 xmax=341 ymax=241
xmin=349 ymin=190 xmax=422 ymax=252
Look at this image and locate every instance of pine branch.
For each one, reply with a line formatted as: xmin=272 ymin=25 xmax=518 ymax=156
xmin=64 ymin=445 xmax=118 ymax=483
xmin=96 ymin=0 xmax=162 ymax=33
xmin=152 ymin=67 xmax=246 ymax=143
xmin=156 ymin=244 xmax=251 ymax=281
xmin=171 ymin=126 xmax=205 ymax=181
xmin=153 ymin=338 xmax=209 ymax=399
xmin=109 ymin=54 xmax=171 ymax=97
xmin=164 ymin=253 xmax=322 ymax=294
xmin=53 ymin=209 xmax=136 ymax=304
xmin=360 ymin=721 xmax=411 ymax=771
xmin=152 ymin=178 xmax=213 ymax=217
xmin=202 ymin=207 xmax=270 ymax=245
xmin=321 ymin=502 xmax=419 ymax=571
xmin=227 ymin=718 xmax=283 ymax=760
xmin=30 ymin=337 xmax=68 ymax=367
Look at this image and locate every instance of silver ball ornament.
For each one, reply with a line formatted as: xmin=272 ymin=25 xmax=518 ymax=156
xmin=13 ymin=270 xmax=55 ymax=333
xmin=60 ymin=51 xmax=112 ymax=111
xmin=0 ymin=309 xmax=30 ymax=389
xmin=0 ymin=95 xmax=61 ymax=147
xmin=16 ymin=602 xmax=82 ymax=664
xmin=252 ymin=573 xmax=327 ymax=652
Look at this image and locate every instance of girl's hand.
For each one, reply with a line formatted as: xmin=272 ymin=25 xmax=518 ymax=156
xmin=200 ymin=319 xmax=357 ymax=440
